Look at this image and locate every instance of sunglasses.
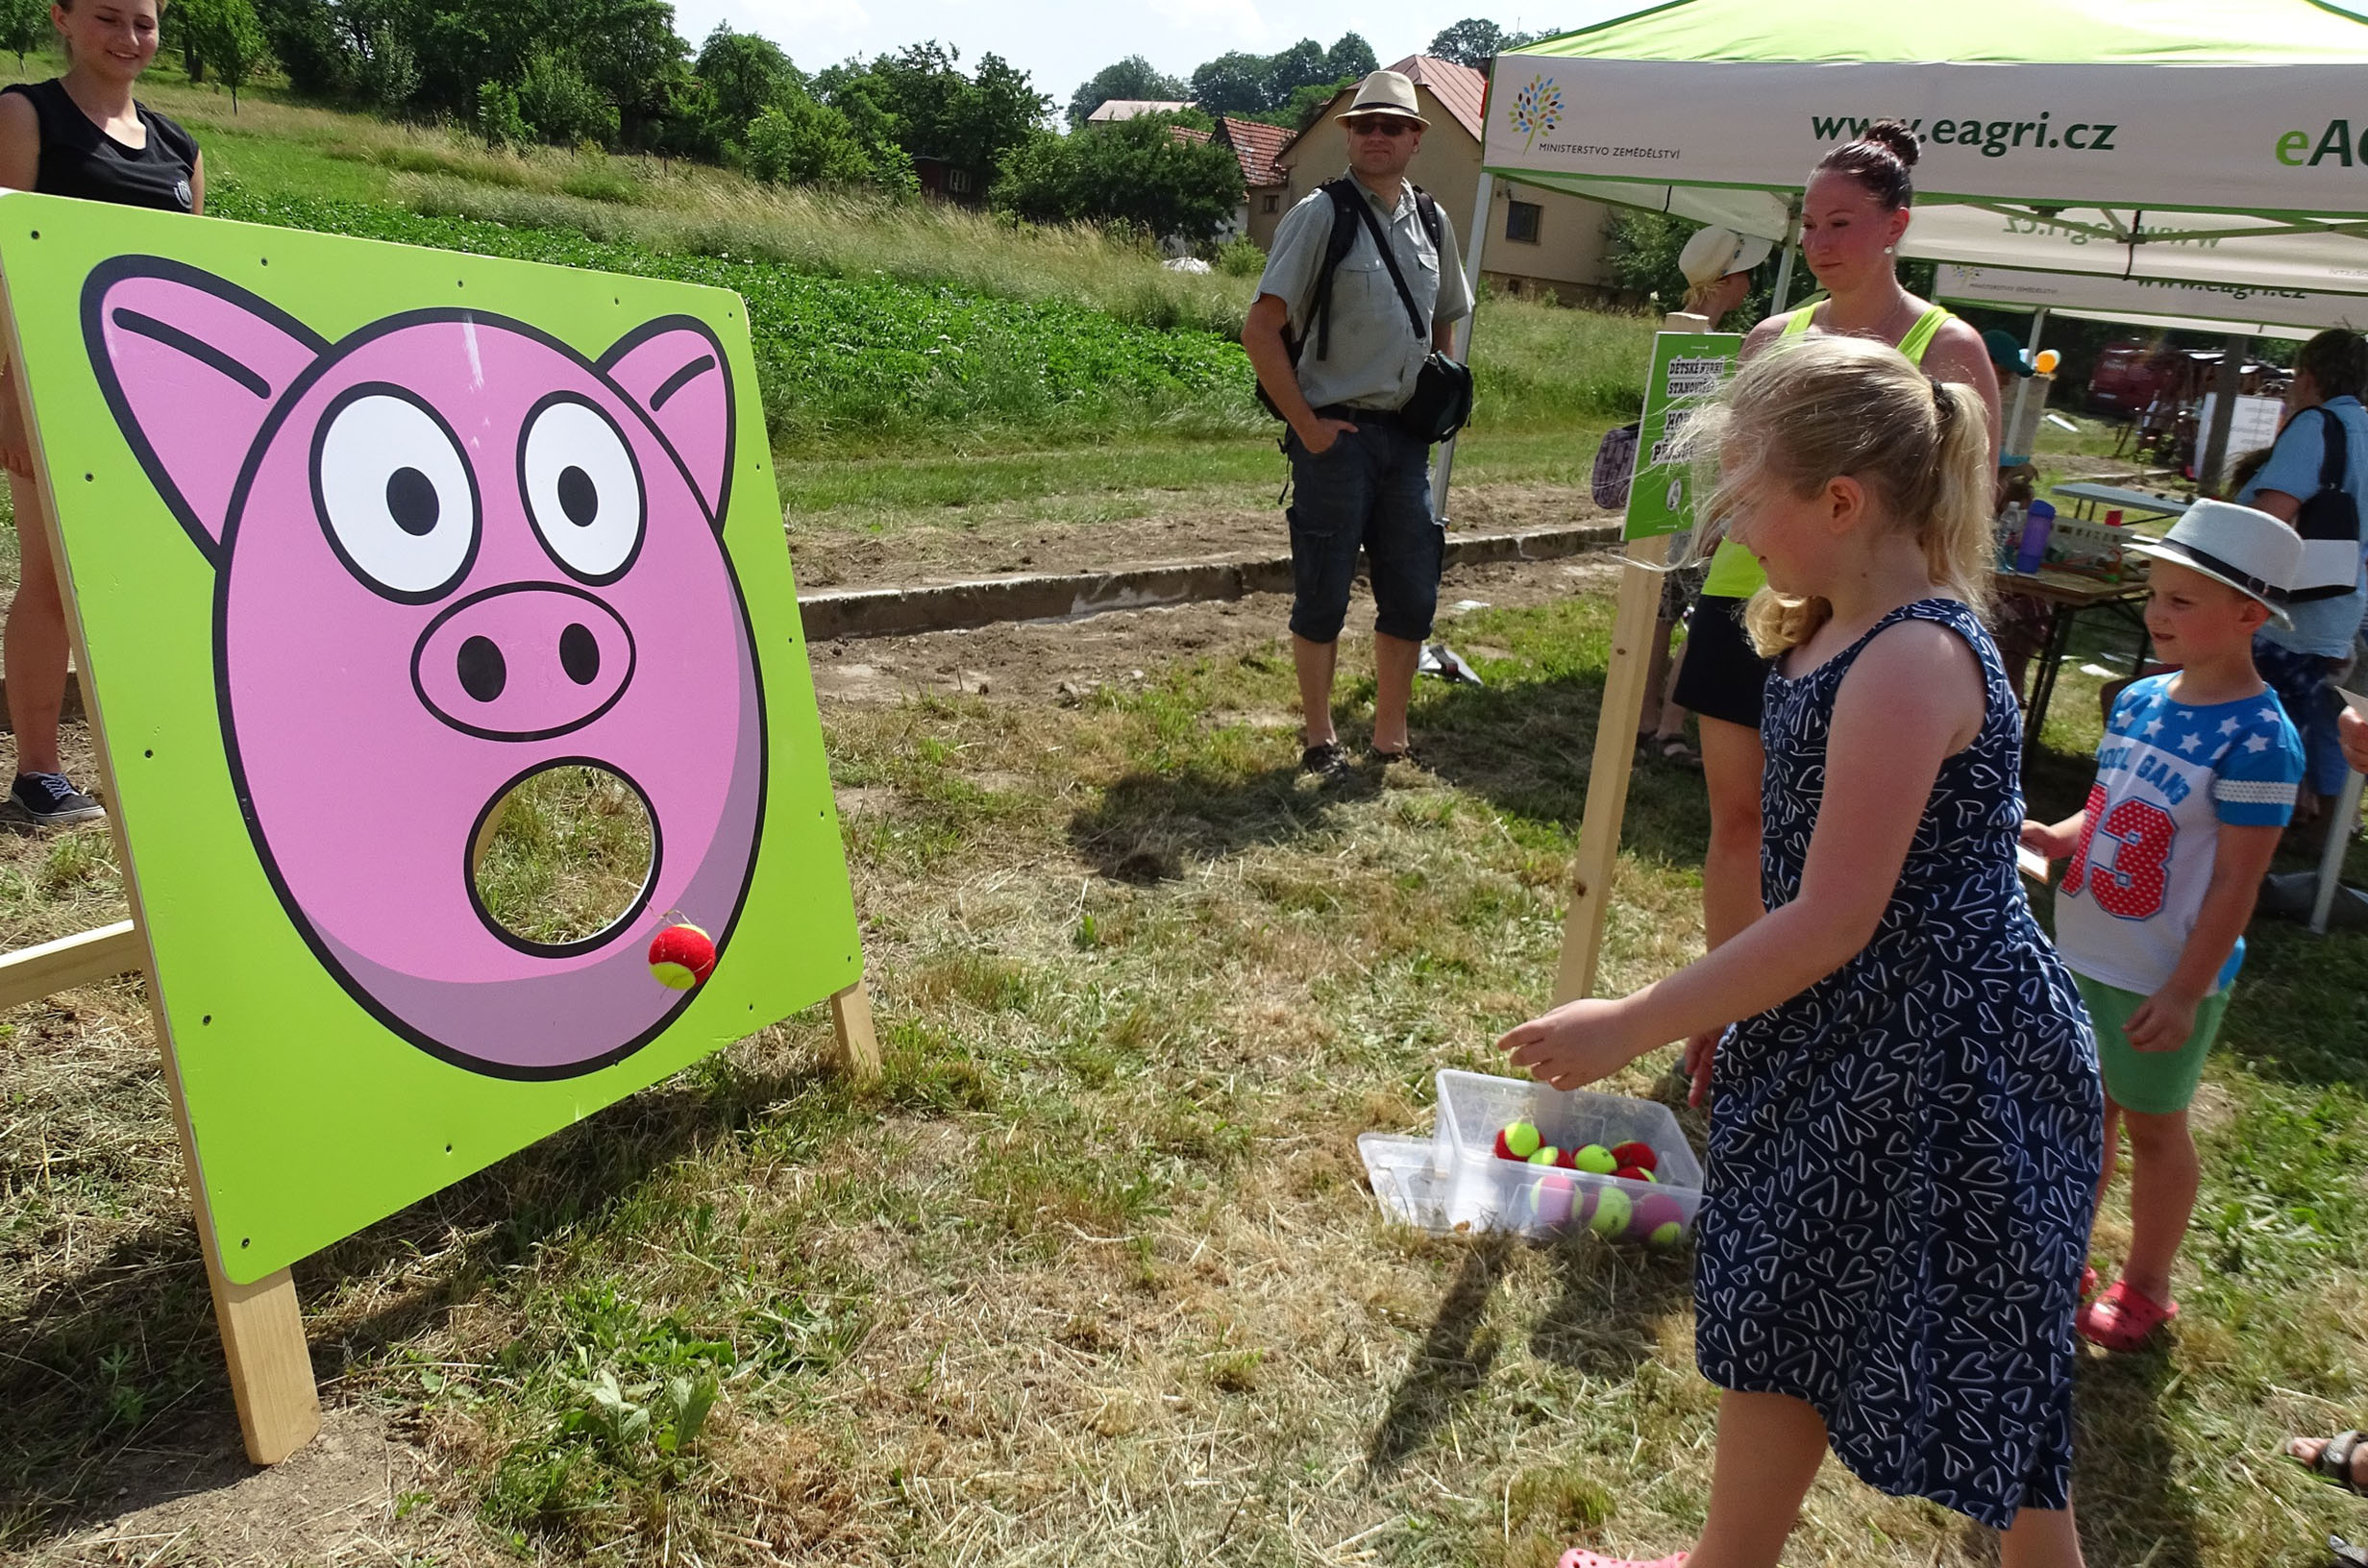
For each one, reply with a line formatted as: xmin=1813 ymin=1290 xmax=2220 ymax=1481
xmin=1346 ymin=118 xmax=1418 ymax=137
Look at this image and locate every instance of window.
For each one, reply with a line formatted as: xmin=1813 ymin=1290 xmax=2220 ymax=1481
xmin=1263 ymin=193 xmax=1280 ymax=213
xmin=1505 ymin=201 xmax=1542 ymax=244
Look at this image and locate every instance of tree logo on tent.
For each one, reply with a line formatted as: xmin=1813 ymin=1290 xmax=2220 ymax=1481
xmin=1509 ymin=75 xmax=1562 ymax=154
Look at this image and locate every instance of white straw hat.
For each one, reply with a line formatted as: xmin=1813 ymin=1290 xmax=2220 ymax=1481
xmin=2124 ymin=499 xmax=2303 ymax=627
xmin=1678 ymin=226 xmax=1774 ymax=286
xmin=1340 ymin=71 xmax=1428 ymax=127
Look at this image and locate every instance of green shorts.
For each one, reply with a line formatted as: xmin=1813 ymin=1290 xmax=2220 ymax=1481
xmin=2072 ymin=972 xmax=2231 ymax=1115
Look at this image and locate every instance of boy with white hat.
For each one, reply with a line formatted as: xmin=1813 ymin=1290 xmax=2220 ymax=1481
xmin=2020 ymin=500 xmax=2306 ymax=1351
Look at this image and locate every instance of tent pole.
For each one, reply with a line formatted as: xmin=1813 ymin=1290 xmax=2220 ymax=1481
xmin=2198 ymin=334 xmax=2247 ymax=496
xmin=2008 ymin=306 xmax=2048 ymax=464
xmin=1431 ymin=170 xmax=1494 ymax=521
xmin=1767 ymin=199 xmax=1803 ymax=315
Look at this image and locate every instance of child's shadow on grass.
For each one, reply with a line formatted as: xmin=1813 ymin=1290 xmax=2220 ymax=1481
xmin=1364 ymin=1232 xmax=1692 ymax=1476
xmin=1527 ymin=1237 xmax=1692 ymax=1379
xmin=2066 ymin=1343 xmax=2203 ymax=1568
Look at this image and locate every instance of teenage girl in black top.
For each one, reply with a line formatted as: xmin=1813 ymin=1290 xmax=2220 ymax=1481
xmin=0 ymin=0 xmax=202 ymax=823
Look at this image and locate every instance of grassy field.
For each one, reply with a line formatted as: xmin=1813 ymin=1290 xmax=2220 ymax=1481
xmin=2 ymin=589 xmax=2364 ymax=1565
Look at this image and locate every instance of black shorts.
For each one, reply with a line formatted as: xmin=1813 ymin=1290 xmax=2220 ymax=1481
xmin=1673 ymin=593 xmax=1771 ymax=731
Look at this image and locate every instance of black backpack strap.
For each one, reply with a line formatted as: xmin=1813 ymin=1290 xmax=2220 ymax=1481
xmin=1414 ymin=186 xmax=1443 ymax=253
xmin=1347 ymin=192 xmax=1431 ymax=342
xmin=1304 ymin=179 xmax=1363 ymax=363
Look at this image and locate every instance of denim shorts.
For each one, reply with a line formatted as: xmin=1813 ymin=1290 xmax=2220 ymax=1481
xmin=1284 ymin=414 xmax=1443 ymax=645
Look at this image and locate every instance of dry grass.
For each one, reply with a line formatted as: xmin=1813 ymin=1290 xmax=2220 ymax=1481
xmin=3 ymin=581 xmax=2367 ymax=1566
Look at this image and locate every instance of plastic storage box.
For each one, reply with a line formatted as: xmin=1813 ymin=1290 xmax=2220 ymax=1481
xmin=1360 ymin=1069 xmax=1705 ymax=1246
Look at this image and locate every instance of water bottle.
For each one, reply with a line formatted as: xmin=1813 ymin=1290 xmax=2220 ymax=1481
xmin=2014 ymin=500 xmax=2056 ymax=574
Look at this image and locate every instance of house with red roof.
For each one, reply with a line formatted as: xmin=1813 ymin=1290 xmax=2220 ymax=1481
xmin=1266 ymin=56 xmax=1616 ymax=303
xmin=1214 ymin=117 xmax=1294 ymax=244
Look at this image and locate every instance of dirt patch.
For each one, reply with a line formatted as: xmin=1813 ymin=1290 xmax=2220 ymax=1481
xmin=25 ymin=1406 xmax=467 ymax=1567
xmin=787 ymin=480 xmax=1614 ymax=592
xmin=809 ymin=551 xmax=1626 ymax=708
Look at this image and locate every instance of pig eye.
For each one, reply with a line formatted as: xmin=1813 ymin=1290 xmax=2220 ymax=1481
xmin=520 ymin=396 xmax=644 ymax=583
xmin=311 ymin=388 xmax=480 ymax=601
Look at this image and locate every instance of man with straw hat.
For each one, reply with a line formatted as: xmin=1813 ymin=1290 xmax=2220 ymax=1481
xmin=1243 ymin=69 xmax=1471 ymax=776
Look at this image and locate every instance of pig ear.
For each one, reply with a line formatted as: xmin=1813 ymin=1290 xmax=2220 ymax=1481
xmin=600 ymin=316 xmax=734 ymax=527
xmin=81 ymin=257 xmax=328 ymax=565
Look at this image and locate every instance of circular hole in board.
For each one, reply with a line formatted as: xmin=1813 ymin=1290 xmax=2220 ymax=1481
xmin=470 ymin=762 xmax=655 ymax=948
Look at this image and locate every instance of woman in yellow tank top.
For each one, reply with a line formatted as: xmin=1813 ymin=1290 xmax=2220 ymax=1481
xmin=1673 ymin=119 xmax=2003 ymax=1102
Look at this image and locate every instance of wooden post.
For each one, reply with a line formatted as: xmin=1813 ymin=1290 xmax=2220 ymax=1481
xmin=1552 ymin=531 xmax=1671 ymax=1004
xmin=1551 ymin=310 xmax=1710 ymax=1006
xmin=0 ymin=262 xmax=321 ymax=1463
xmin=828 ymin=979 xmax=880 ymax=1083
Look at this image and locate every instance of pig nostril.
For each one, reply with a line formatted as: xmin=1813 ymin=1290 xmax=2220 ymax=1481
xmin=557 ymin=467 xmax=599 ymax=527
xmin=559 ymin=623 xmax=600 ymax=685
xmin=456 ymin=635 xmax=507 ymax=702
xmin=386 ymin=467 xmax=440 ymax=537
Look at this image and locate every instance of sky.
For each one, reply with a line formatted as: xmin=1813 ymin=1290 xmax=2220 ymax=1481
xmin=671 ymin=0 xmax=1564 ymax=111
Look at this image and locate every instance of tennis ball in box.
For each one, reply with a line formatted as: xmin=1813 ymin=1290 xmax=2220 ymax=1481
xmin=1495 ymin=1121 xmax=1542 ymax=1162
xmin=1524 ymin=1170 xmax=1576 ymax=1228
xmin=1587 ymin=1186 xmax=1632 ymax=1237
xmin=1611 ymin=1140 xmax=1658 ymax=1172
xmin=1632 ymin=1192 xmax=1688 ymax=1249
xmin=1572 ymin=1143 xmax=1616 ymax=1174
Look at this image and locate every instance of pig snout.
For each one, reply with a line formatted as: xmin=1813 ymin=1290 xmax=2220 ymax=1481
xmin=411 ymin=584 xmax=635 ymax=739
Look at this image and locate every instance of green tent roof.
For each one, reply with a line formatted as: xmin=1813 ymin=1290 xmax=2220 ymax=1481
xmin=1523 ymin=0 xmax=2368 ymax=65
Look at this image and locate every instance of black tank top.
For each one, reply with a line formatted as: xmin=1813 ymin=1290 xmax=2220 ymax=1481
xmin=3 ymin=79 xmax=197 ymax=212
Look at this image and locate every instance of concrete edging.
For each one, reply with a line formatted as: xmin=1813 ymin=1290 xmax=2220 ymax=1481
xmin=797 ymin=521 xmax=1620 ymax=642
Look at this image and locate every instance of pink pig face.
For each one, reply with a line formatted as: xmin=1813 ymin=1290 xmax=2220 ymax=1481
xmin=86 ymin=257 xmax=764 ymax=1079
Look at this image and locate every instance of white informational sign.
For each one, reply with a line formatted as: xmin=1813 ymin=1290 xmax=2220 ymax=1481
xmin=2197 ymin=394 xmax=2287 ymax=464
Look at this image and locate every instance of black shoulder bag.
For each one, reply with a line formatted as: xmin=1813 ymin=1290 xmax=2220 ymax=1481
xmin=1346 ymin=194 xmax=1476 ymax=445
xmin=2290 ymin=405 xmax=2364 ymax=601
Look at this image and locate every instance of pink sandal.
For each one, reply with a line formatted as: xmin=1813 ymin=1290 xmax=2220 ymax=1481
xmin=1559 ymin=1553 xmax=1688 ymax=1568
xmin=2076 ymin=1278 xmax=2178 ymax=1352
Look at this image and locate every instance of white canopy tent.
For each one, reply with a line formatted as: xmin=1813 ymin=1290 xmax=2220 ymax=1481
xmin=1477 ymin=1 xmax=2368 ymax=293
xmin=1448 ymin=0 xmax=2368 ymax=998
xmin=1934 ymin=263 xmax=2368 ymax=342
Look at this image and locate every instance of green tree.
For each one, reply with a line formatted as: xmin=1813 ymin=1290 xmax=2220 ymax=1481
xmin=743 ymin=94 xmax=874 ymax=185
xmin=0 ymin=0 xmax=46 ymax=70
xmin=1066 ymin=54 xmax=1188 ymax=126
xmin=252 ymin=0 xmax=346 ymax=95
xmin=1426 ymin=18 xmax=1559 ymax=68
xmin=995 ymin=112 xmax=1245 ymax=243
xmin=691 ymin=24 xmax=802 ymax=155
xmin=824 ymin=41 xmax=1048 ymax=196
xmin=517 ymin=51 xmax=617 ymax=146
xmin=1323 ymin=33 xmax=1376 ymax=79
xmin=183 ymin=0 xmax=270 ymax=110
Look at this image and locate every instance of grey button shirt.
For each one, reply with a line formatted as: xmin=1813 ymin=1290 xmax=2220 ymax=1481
xmin=1255 ymin=170 xmax=1472 ymax=413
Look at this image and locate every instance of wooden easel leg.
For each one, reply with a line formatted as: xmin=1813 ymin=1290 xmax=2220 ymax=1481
xmin=199 ymin=1248 xmax=320 ymax=1464
xmin=1551 ymin=533 xmax=1670 ymax=1005
xmin=827 ymin=980 xmax=881 ymax=1084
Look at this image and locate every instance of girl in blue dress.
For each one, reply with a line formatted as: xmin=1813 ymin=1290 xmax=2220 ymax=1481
xmin=1498 ymin=334 xmax=2102 ymax=1568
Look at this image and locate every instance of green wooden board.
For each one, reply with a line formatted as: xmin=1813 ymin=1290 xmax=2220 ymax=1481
xmin=1623 ymin=331 xmax=1742 ymax=543
xmin=0 ymin=192 xmax=860 ymax=1284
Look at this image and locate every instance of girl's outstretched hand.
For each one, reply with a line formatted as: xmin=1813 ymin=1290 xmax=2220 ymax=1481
xmin=1496 ymin=998 xmax=1646 ymax=1090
